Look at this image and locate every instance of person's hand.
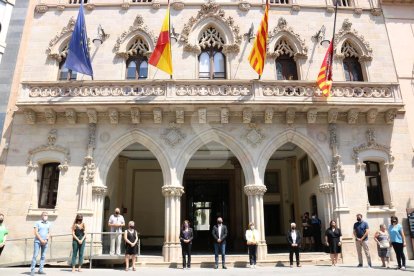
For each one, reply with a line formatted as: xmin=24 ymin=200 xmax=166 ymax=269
xmin=356 ymin=238 xmax=361 ymax=242
xmin=403 ymin=242 xmax=406 ymax=247
xmin=338 ymin=242 xmax=342 ymax=246
xmin=326 ymin=242 xmax=329 ymax=246
xmin=292 ymin=243 xmax=297 ymax=247
xmin=78 ymin=240 xmax=83 ymax=245
xmin=217 ymin=239 xmax=221 ymax=243
xmin=0 ymin=243 xmax=4 ymax=248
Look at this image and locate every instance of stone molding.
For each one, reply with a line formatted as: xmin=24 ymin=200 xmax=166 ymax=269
xmin=319 ymin=182 xmax=335 ymax=194
xmin=162 ymin=186 xmax=185 ymax=197
xmin=244 ymin=185 xmax=267 ymax=196
xmin=242 ymin=123 xmax=265 ymax=147
xmin=92 ymin=185 xmax=107 ymax=197
xmin=46 ymin=17 xmax=75 ymax=62
xmin=161 ymin=123 xmax=186 ymax=147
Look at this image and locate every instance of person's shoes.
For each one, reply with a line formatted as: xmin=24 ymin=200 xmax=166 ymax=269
xmin=222 ymin=266 xmax=227 ymax=269
xmin=187 ymin=266 xmax=191 ymax=269
xmin=297 ymin=264 xmax=302 ymax=267
xmin=38 ymin=271 xmax=46 ymax=275
xmin=30 ymin=270 xmax=35 ymax=276
xmin=357 ymin=264 xmax=363 ymax=267
xmin=253 ymin=265 xmax=256 ymax=269
xmin=214 ymin=265 xmax=218 ymax=269
xmin=368 ymin=264 xmax=372 ymax=268
xmin=401 ymin=267 xmax=406 ymax=271
xmin=290 ymin=265 xmax=293 ymax=268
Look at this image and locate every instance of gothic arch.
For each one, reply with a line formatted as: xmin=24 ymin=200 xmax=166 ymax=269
xmin=46 ymin=17 xmax=76 ymax=62
xmin=175 ymin=128 xmax=255 ymax=186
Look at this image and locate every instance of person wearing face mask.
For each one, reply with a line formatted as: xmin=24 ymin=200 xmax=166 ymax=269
xmin=212 ymin=217 xmax=228 ymax=269
xmin=353 ymin=214 xmax=371 ymax=268
xmin=71 ymin=214 xmax=86 ymax=272
xmin=30 ymin=212 xmax=51 ymax=276
xmin=0 ymin=213 xmax=8 ymax=256
xmin=245 ymin=222 xmax=259 ymax=268
xmin=287 ymin=223 xmax=302 ymax=268
xmin=310 ymin=213 xmax=322 ymax=251
xmin=179 ymin=220 xmax=193 ymax=269
xmin=124 ymin=221 xmax=138 ymax=271
xmin=388 ymin=216 xmax=406 ymax=270
xmin=108 ymin=207 xmax=125 ymax=255
xmin=325 ymin=220 xmax=342 ymax=266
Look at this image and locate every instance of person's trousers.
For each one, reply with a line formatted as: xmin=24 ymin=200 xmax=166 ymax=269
xmin=214 ymin=242 xmax=226 ymax=266
xmin=248 ymin=244 xmax=257 ymax=265
xmin=0 ymin=245 xmax=4 ymax=256
xmin=289 ymin=246 xmax=300 ymax=265
xmin=72 ymin=240 xmax=86 ymax=266
xmin=392 ymin=242 xmax=406 ymax=268
xmin=110 ymin=233 xmax=122 ymax=255
xmin=181 ymin=243 xmax=192 ymax=268
xmin=355 ymin=240 xmax=371 ymax=266
xmin=30 ymin=241 xmax=48 ymax=272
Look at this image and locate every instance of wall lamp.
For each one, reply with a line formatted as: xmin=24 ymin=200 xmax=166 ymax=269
xmin=312 ymin=25 xmax=331 ymax=47
xmin=92 ymin=25 xmax=109 ymax=47
xmin=170 ymin=25 xmax=179 ymax=42
xmin=244 ymin=23 xmax=255 ymax=43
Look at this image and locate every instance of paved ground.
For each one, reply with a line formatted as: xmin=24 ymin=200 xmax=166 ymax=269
xmin=1 ymin=263 xmax=413 ymax=276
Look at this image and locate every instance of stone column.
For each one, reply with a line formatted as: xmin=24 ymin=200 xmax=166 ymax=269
xmin=231 ymin=158 xmax=244 ymax=251
xmin=162 ymin=185 xmax=184 ymax=262
xmin=117 ymin=156 xmax=128 ymax=212
xmin=319 ymin=183 xmax=335 ymax=228
xmin=244 ymin=185 xmax=267 ymax=260
xmin=91 ymin=185 xmax=107 ymax=254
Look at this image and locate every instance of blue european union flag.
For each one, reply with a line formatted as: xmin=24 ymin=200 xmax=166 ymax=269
xmin=65 ymin=3 xmax=93 ymax=78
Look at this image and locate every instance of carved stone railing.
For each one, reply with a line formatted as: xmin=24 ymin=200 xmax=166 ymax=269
xmin=18 ymin=80 xmax=403 ymax=107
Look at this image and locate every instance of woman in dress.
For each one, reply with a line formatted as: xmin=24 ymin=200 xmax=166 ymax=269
xmin=179 ymin=220 xmax=193 ymax=269
xmin=71 ymin=214 xmax=86 ymax=272
xmin=374 ymin=224 xmax=390 ymax=268
xmin=325 ymin=220 xmax=342 ymax=266
xmin=124 ymin=221 xmax=138 ymax=271
xmin=302 ymin=212 xmax=313 ymax=251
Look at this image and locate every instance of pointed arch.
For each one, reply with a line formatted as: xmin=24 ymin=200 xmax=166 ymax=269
xmin=46 ymin=17 xmax=76 ymax=62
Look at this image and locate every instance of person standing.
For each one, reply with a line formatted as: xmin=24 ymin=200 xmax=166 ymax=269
xmin=30 ymin=212 xmax=51 ymax=276
xmin=374 ymin=224 xmax=390 ymax=268
xmin=71 ymin=214 xmax=86 ymax=272
xmin=212 ymin=217 xmax=228 ymax=269
xmin=245 ymin=222 xmax=259 ymax=268
xmin=325 ymin=220 xmax=342 ymax=266
xmin=124 ymin=221 xmax=138 ymax=271
xmin=353 ymin=214 xmax=371 ymax=267
xmin=310 ymin=213 xmax=322 ymax=251
xmin=389 ymin=216 xmax=406 ymax=270
xmin=287 ymin=223 xmax=302 ymax=268
xmin=302 ymin=212 xmax=312 ymax=251
xmin=0 ymin=214 xmax=8 ymax=256
xmin=108 ymin=207 xmax=125 ymax=255
xmin=179 ymin=220 xmax=193 ymax=269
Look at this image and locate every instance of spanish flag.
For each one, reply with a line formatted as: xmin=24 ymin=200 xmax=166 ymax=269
xmin=149 ymin=3 xmax=173 ymax=76
xmin=317 ymin=40 xmax=334 ymax=97
xmin=248 ymin=0 xmax=269 ymax=76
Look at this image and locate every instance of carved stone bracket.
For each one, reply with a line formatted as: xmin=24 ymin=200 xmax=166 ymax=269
xmin=87 ymin=109 xmax=98 ymax=124
xmin=151 ymin=0 xmax=161 ymax=9
xmin=45 ymin=108 xmax=57 ymax=124
xmin=46 ymin=17 xmax=75 ymax=62
xmin=385 ymin=109 xmax=397 ymax=124
xmin=171 ymin=0 xmax=185 ymax=10
xmin=35 ymin=4 xmax=48 ymax=14
xmin=221 ymin=108 xmax=229 ymax=124
xmin=242 ymin=123 xmax=265 ymax=147
xmin=24 ymin=109 xmax=36 ymax=125
xmin=65 ymin=108 xmax=77 ymax=124
xmin=238 ymin=1 xmax=251 ymax=12
xmin=319 ymin=183 xmax=335 ymax=194
xmin=307 ymin=109 xmax=317 ymax=124
xmin=244 ymin=185 xmax=267 ymax=196
xmin=108 ymin=109 xmax=119 ymax=124
xmin=347 ymin=109 xmax=359 ymax=124
xmin=176 ymin=108 xmax=185 ymax=124
xmin=243 ymin=108 xmax=253 ymax=124
xmin=286 ymin=108 xmax=296 ymax=125
xmin=153 ymin=108 xmax=162 ymax=124
xmin=366 ymin=108 xmax=378 ymax=124
xmin=162 ymin=186 xmax=185 ymax=197
xmin=161 ymin=123 xmax=186 ymax=148
xmin=131 ymin=107 xmax=141 ymax=124
xmin=198 ymin=108 xmax=207 ymax=124
xmin=264 ymin=108 xmax=273 ymax=124
xmin=328 ymin=109 xmax=338 ymax=124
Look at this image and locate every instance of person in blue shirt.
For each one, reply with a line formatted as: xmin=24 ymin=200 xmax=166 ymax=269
xmin=389 ymin=216 xmax=406 ymax=270
xmin=30 ymin=212 xmax=51 ymax=276
xmin=353 ymin=214 xmax=371 ymax=267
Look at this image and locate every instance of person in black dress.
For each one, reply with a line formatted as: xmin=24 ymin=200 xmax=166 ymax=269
xmin=325 ymin=220 xmax=342 ymax=266
xmin=302 ymin=212 xmax=313 ymax=251
xmin=124 ymin=221 xmax=138 ymax=271
xmin=179 ymin=220 xmax=193 ymax=269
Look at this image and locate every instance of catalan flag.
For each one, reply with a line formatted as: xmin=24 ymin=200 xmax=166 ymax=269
xmin=316 ymin=40 xmax=334 ymax=97
xmin=248 ymin=0 xmax=269 ymax=76
xmin=149 ymin=3 xmax=173 ymax=76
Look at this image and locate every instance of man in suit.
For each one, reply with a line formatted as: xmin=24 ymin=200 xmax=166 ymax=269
xmin=287 ymin=222 xmax=302 ymax=268
xmin=212 ymin=217 xmax=228 ymax=269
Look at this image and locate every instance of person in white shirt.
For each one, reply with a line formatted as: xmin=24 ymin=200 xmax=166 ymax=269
xmin=108 ymin=208 xmax=125 ymax=255
xmin=287 ymin=222 xmax=302 ymax=268
xmin=245 ymin=222 xmax=259 ymax=268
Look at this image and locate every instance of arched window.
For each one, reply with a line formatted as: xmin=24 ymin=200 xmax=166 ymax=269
xmin=39 ymin=163 xmax=61 ymax=209
xmin=126 ymin=37 xmax=149 ymax=80
xmin=364 ymin=161 xmax=384 ymax=206
xmin=58 ymin=44 xmax=77 ymax=80
xmin=275 ymin=39 xmax=298 ymax=80
xmin=335 ymin=0 xmax=353 ymax=7
xmin=341 ymin=41 xmax=363 ymax=81
xmin=198 ymin=27 xmax=226 ymax=79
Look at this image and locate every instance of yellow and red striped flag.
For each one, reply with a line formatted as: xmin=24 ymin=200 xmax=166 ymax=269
xmin=248 ymin=0 xmax=269 ymax=76
xmin=149 ymin=3 xmax=173 ymax=76
xmin=317 ymin=40 xmax=334 ymax=97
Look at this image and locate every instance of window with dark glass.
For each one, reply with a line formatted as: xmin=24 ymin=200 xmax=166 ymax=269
xmin=39 ymin=163 xmax=60 ymax=209
xmin=343 ymin=56 xmax=363 ymax=81
xmin=364 ymin=161 xmax=385 ymax=206
xmin=299 ymin=155 xmax=309 ymax=184
xmin=198 ymin=47 xmax=226 ymax=79
xmin=270 ymin=0 xmax=289 ymax=3
xmin=126 ymin=56 xmax=148 ymax=80
xmin=335 ymin=0 xmax=352 ymax=7
xmin=276 ymin=54 xmax=298 ymax=80
xmin=58 ymin=59 xmax=77 ymax=81
xmin=264 ymin=204 xmax=282 ymax=236
xmin=264 ymin=170 xmax=280 ymax=193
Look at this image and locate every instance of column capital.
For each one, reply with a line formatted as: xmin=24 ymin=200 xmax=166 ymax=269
xmin=319 ymin=182 xmax=334 ymax=194
xmin=244 ymin=185 xmax=267 ymax=196
xmin=162 ymin=186 xmax=184 ymax=197
xmin=92 ymin=185 xmax=107 ymax=197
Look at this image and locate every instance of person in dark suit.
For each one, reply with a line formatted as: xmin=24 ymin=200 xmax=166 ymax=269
xmin=179 ymin=220 xmax=193 ymax=269
xmin=287 ymin=222 xmax=302 ymax=268
xmin=212 ymin=217 xmax=228 ymax=269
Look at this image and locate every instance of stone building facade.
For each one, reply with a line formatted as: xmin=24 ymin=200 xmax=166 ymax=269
xmin=0 ymin=0 xmax=413 ymax=265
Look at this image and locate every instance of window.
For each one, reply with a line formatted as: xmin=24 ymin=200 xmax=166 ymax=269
xmin=39 ymin=163 xmax=60 ymax=209
xmin=299 ymin=155 xmax=309 ymax=184
xmin=364 ymin=161 xmax=385 ymax=206
xmin=310 ymin=195 xmax=318 ymax=216
xmin=264 ymin=204 xmax=282 ymax=236
xmin=270 ymin=0 xmax=289 ymax=3
xmin=126 ymin=37 xmax=149 ymax=80
xmin=198 ymin=27 xmax=226 ymax=79
xmin=132 ymin=0 xmax=153 ymax=2
xmin=69 ymin=0 xmax=88 ymax=4
xmin=264 ymin=171 xmax=280 ymax=193
xmin=341 ymin=41 xmax=363 ymax=81
xmin=334 ymin=0 xmax=352 ymax=7
xmin=274 ymin=39 xmax=298 ymax=80
xmin=58 ymin=44 xmax=77 ymax=80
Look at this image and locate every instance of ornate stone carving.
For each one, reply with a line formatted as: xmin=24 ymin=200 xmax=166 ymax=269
xmin=24 ymin=109 xmax=36 ymax=125
xmin=44 ymin=108 xmax=56 ymax=124
xmin=243 ymin=108 xmax=253 ymax=124
xmin=385 ymin=109 xmax=397 ymax=124
xmin=176 ymin=108 xmax=185 ymax=124
xmin=92 ymin=185 xmax=107 ymax=196
xmin=264 ymin=108 xmax=273 ymax=124
xmin=354 ymin=8 xmax=363 ymax=15
xmin=347 ymin=109 xmax=359 ymax=124
xmin=151 ymin=0 xmax=161 ymax=9
xmin=131 ymin=107 xmax=140 ymax=124
xmin=87 ymin=109 xmax=98 ymax=124
xmin=153 ymin=108 xmax=162 ymax=124
xmin=57 ymin=5 xmax=65 ymax=11
xmin=198 ymin=108 xmax=207 ymax=124
xmin=244 ymin=185 xmax=267 ymax=196
xmin=366 ymin=108 xmax=378 ymax=124
xmin=286 ymin=108 xmax=296 ymax=125
xmin=35 ymin=4 xmax=48 ymax=14
xmin=176 ymin=85 xmax=251 ymax=96
xmin=331 ymin=154 xmax=345 ymax=180
xmin=85 ymin=3 xmax=95 ymax=11
xmin=319 ymin=183 xmax=334 ymax=194
xmin=328 ymin=109 xmax=338 ymax=124
xmin=162 ymin=186 xmax=185 ymax=197
xmin=161 ymin=123 xmax=186 ymax=148
xmin=27 ymin=129 xmax=70 ymax=172
xmin=221 ymin=108 xmax=229 ymax=124
xmin=80 ymin=123 xmax=97 ymax=186
xmin=291 ymin=4 xmax=300 ymax=12
xmin=243 ymin=123 xmax=265 ymax=147
xmin=121 ymin=2 xmax=130 ymax=10
xmin=171 ymin=0 xmax=185 ymax=10
xmin=46 ymin=17 xmax=76 ymax=62
xmin=238 ymin=1 xmax=251 ymax=12
xmin=65 ymin=108 xmax=77 ymax=124
xmin=371 ymin=8 xmax=382 ymax=16
xmin=352 ymin=128 xmax=395 ymax=169
xmin=307 ymin=109 xmax=317 ymax=124
xmin=108 ymin=109 xmax=119 ymax=124
xmin=328 ymin=124 xmax=337 ymax=149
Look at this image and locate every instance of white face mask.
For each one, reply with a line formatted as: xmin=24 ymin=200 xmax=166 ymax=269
xmin=250 ymin=226 xmax=255 ymax=230
xmin=42 ymin=216 xmax=48 ymax=221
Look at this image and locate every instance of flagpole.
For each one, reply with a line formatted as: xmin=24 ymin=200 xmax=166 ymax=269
xmin=330 ymin=0 xmax=339 ymax=66
xmin=168 ymin=0 xmax=173 ymax=80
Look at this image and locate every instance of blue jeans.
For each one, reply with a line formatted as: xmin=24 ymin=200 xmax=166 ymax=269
xmin=214 ymin=242 xmax=226 ymax=266
xmin=31 ymin=241 xmax=48 ymax=272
